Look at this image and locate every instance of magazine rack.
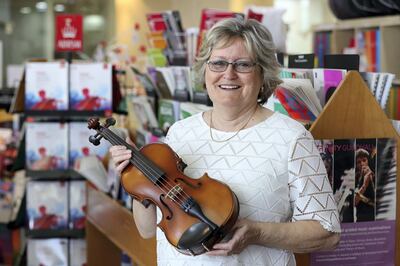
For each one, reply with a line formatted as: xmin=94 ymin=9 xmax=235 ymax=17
xmin=295 ymin=71 xmax=400 ymax=265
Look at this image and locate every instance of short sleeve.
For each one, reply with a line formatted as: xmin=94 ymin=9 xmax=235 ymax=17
xmin=288 ymin=130 xmax=341 ymax=233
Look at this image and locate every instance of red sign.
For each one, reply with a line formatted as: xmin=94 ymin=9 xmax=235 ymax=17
xmin=55 ymin=14 xmax=83 ymax=52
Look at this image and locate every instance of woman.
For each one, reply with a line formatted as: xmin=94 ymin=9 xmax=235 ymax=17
xmin=110 ymin=18 xmax=341 ymax=265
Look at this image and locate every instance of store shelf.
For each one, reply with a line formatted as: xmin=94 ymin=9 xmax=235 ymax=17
xmin=26 ymin=169 xmax=85 ymax=180
xmin=86 ymin=185 xmax=156 ymax=266
xmin=23 ymin=110 xmax=111 ymax=119
xmin=313 ymin=14 xmax=400 ymax=32
xmin=26 ymin=228 xmax=85 ymax=238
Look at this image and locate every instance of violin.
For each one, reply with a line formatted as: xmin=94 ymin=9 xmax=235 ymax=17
xmin=88 ymin=117 xmax=239 ymax=256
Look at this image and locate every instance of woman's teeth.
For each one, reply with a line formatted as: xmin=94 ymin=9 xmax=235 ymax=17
xmin=219 ymin=85 xmax=240 ymax=90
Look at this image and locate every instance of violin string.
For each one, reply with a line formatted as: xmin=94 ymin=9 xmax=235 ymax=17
xmin=102 ymin=128 xmax=191 ymax=207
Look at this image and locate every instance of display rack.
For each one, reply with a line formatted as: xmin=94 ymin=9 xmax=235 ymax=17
xmin=296 ymin=71 xmax=400 ymax=265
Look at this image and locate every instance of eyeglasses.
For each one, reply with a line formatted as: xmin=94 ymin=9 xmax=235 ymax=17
xmin=206 ymin=59 xmax=257 ymax=73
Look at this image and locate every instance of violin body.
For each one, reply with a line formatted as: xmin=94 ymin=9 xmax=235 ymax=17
xmin=87 ymin=117 xmax=239 ymax=256
xmin=121 ymin=143 xmax=239 ymax=256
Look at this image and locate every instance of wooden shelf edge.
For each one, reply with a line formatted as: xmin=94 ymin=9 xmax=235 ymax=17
xmin=313 ymin=14 xmax=400 ymax=32
xmin=86 ymin=185 xmax=156 ymax=266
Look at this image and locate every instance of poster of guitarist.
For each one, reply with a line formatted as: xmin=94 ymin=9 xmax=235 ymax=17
xmin=355 ymin=141 xmax=376 ymax=222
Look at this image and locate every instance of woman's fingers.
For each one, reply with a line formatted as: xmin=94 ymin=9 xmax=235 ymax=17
xmin=116 ymin=158 xmax=130 ymax=173
xmin=109 ymin=145 xmax=132 ymax=175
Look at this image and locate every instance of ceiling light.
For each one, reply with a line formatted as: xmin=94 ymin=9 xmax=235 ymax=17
xmin=35 ymin=1 xmax=48 ymax=12
xmin=20 ymin=7 xmax=32 ymax=14
xmin=54 ymin=4 xmax=65 ymax=12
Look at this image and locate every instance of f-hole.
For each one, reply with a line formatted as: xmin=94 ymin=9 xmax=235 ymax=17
xmin=160 ymin=194 xmax=173 ymax=220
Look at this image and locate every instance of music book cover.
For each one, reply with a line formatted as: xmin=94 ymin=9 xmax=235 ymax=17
xmin=197 ymin=9 xmax=243 ymax=54
xmin=70 ymin=62 xmax=112 ymax=111
xmin=26 ymin=122 xmax=68 ymax=170
xmin=0 ymin=180 xmax=13 ymax=223
xmin=312 ymin=68 xmax=347 ymax=106
xmin=70 ymin=239 xmax=87 ymax=266
xmin=69 ymin=122 xmax=110 ymax=168
xmin=27 ymin=238 xmax=68 ymax=266
xmin=69 ymin=180 xmax=86 ymax=230
xmin=25 ymin=62 xmax=68 ymax=111
xmin=26 ymin=181 xmax=68 ymax=230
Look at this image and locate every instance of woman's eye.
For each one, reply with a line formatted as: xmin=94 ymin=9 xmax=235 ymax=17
xmin=236 ymin=62 xmax=251 ymax=67
xmin=213 ymin=61 xmax=227 ymax=66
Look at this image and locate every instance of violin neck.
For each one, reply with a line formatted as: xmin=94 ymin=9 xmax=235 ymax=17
xmin=101 ymin=127 xmax=165 ymax=184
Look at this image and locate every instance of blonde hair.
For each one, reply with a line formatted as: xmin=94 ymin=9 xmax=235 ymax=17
xmin=193 ymin=17 xmax=282 ymax=104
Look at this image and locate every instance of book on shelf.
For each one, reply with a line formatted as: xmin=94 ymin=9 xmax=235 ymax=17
xmin=131 ymin=96 xmax=159 ymax=131
xmin=197 ymin=9 xmax=243 ymax=55
xmin=0 ymin=179 xmax=13 ymax=223
xmin=69 ymin=181 xmax=86 ymax=230
xmin=26 ymin=122 xmax=68 ymax=171
xmin=70 ymin=62 xmax=112 ymax=111
xmin=27 ymin=180 xmax=68 ymax=230
xmin=28 ymin=239 xmax=69 ymax=266
xmin=69 ymin=122 xmax=111 ymax=168
xmin=25 ymin=62 xmax=68 ymax=111
xmin=146 ymin=12 xmax=167 ymax=32
xmin=155 ymin=10 xmax=186 ymax=66
xmin=158 ymin=99 xmax=180 ymax=134
xmin=275 ymin=78 xmax=322 ymax=122
xmin=360 ymin=71 xmax=395 ymax=109
xmin=312 ymin=68 xmax=347 ymax=106
xmin=70 ymin=239 xmax=87 ymax=266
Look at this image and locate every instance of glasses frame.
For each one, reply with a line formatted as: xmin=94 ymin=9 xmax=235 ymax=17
xmin=206 ymin=59 xmax=258 ymax=73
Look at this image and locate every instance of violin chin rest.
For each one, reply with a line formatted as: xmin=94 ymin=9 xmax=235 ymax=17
xmin=177 ymin=222 xmax=213 ymax=250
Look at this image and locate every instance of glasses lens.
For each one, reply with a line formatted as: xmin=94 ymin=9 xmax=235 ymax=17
xmin=208 ymin=60 xmax=228 ymax=72
xmin=234 ymin=61 xmax=255 ymax=73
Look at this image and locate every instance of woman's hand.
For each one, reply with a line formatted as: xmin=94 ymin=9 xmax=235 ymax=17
xmin=109 ymin=137 xmax=134 ymax=176
xmin=206 ymin=219 xmax=259 ymax=256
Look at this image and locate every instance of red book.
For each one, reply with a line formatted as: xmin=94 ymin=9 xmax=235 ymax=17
xmin=197 ymin=9 xmax=243 ymax=54
xmin=146 ymin=12 xmax=167 ymax=32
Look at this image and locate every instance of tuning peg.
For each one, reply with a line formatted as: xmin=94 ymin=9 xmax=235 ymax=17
xmin=104 ymin=118 xmax=116 ymax=127
xmin=89 ymin=134 xmax=102 ymax=146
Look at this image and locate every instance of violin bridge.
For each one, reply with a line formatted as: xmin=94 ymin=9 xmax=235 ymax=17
xmin=166 ymin=184 xmax=183 ymax=201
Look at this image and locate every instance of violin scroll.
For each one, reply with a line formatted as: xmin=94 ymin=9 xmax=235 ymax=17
xmin=87 ymin=117 xmax=100 ymax=130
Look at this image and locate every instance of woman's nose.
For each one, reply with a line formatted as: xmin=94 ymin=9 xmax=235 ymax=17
xmin=223 ymin=64 xmax=238 ymax=79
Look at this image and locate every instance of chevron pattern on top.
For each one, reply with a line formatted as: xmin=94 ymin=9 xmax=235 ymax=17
xmin=155 ymin=112 xmax=340 ymax=266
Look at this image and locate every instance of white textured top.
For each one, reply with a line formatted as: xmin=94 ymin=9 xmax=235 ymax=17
xmin=157 ymin=112 xmax=341 ymax=266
